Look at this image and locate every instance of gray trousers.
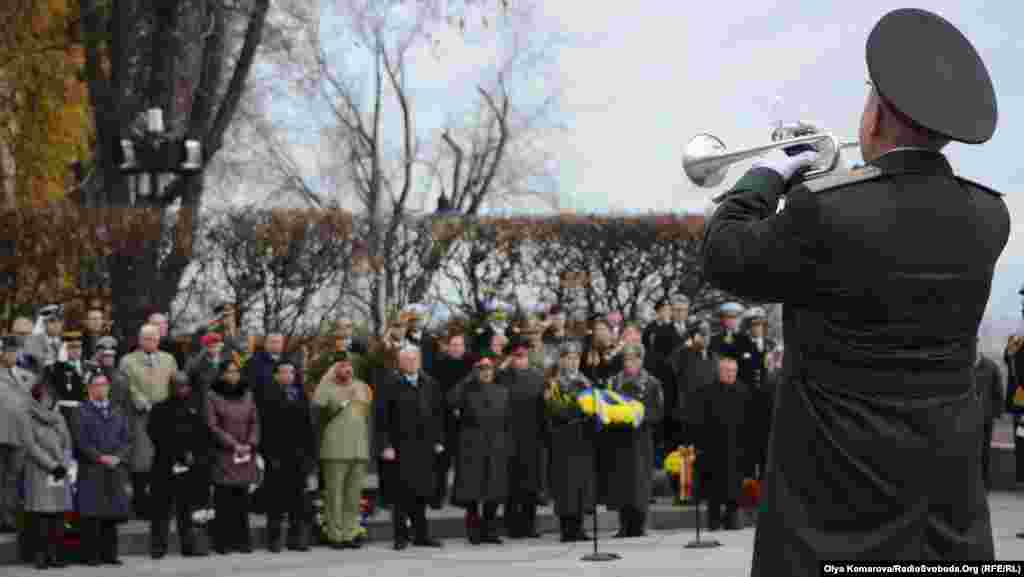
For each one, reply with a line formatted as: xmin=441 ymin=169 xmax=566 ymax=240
xmin=0 ymin=444 xmax=23 ymax=527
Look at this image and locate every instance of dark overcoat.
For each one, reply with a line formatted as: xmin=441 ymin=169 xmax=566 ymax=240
xmin=499 ymin=367 xmax=547 ymax=496
xmin=260 ymin=385 xmax=318 ymax=479
xmin=691 ymin=379 xmax=750 ymax=503
xmin=597 ymin=370 xmax=663 ymax=510
xmin=703 ymin=150 xmax=1009 ymax=574
xmin=545 ymin=371 xmax=596 ymax=517
xmin=148 ymin=395 xmax=212 ymax=510
xmin=447 ymin=376 xmax=510 ymax=504
xmin=73 ymin=400 xmax=133 ymax=519
xmin=374 ymin=370 xmax=444 ymax=500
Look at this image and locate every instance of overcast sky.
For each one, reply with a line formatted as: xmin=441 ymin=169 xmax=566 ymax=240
xmin=302 ymin=0 xmax=1024 ymax=322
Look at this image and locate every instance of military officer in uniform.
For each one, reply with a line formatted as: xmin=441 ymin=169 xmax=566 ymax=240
xmin=44 ymin=331 xmax=88 ymax=422
xmin=701 ymin=9 xmax=1008 ymax=574
xmin=708 ymin=303 xmax=745 ymax=360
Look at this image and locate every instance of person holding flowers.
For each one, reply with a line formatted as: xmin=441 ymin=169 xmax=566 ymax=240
xmin=447 ymin=353 xmax=511 ymax=545
xmin=544 ymin=341 xmax=596 ymax=542
xmin=600 ymin=343 xmax=663 ymax=538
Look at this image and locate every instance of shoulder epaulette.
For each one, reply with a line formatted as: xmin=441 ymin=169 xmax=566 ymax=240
xmin=955 ymin=176 xmax=1003 ymax=198
xmin=800 ymin=166 xmax=885 ymax=194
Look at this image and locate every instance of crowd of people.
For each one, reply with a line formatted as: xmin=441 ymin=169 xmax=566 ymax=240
xmin=0 ymin=293 xmax=1009 ymax=568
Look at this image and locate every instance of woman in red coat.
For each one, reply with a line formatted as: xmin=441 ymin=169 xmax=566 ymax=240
xmin=206 ymin=359 xmax=260 ymax=554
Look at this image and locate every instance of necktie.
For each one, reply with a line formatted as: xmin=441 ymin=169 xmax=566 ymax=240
xmin=146 ymin=353 xmax=155 ymax=368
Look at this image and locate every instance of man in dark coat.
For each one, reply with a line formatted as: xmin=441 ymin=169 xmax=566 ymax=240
xmin=375 ymin=345 xmax=445 ymax=550
xmin=246 ymin=334 xmax=304 ymax=414
xmin=447 ymin=354 xmax=510 ymax=544
xmin=691 ymin=357 xmax=749 ymax=531
xmin=498 ymin=337 xmax=547 ymax=539
xmin=260 ymin=360 xmax=318 ymax=552
xmin=602 ymin=344 xmax=664 ymax=538
xmin=701 ymin=9 xmax=1007 ymax=573
xmin=973 ymin=344 xmax=1003 ymax=490
xmin=428 ymin=331 xmax=473 ymax=509
xmin=1005 ymin=319 xmax=1024 ymax=484
xmin=74 ymin=373 xmax=134 ymax=566
xmin=544 ymin=341 xmax=596 ymax=542
xmin=643 ymin=299 xmax=680 ymax=452
xmin=736 ymin=308 xmax=776 ymax=479
xmin=147 ymin=371 xmax=211 ymax=558
xmin=669 ymin=319 xmax=715 ymax=448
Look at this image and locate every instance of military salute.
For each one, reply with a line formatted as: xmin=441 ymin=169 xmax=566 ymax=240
xmin=702 ymin=8 xmax=1008 ymax=574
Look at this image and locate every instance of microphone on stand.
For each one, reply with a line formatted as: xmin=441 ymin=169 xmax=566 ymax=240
xmin=581 ymin=389 xmax=620 ymax=562
xmin=685 ymin=449 xmax=720 ymax=549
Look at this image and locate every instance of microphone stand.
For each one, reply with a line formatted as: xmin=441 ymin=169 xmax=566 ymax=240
xmin=685 ymin=451 xmax=720 ymax=549
xmin=581 ymin=393 xmax=619 ymax=562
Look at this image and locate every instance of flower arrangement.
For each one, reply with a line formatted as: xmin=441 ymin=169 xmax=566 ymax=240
xmin=740 ymin=478 xmax=762 ymax=509
xmin=576 ymin=388 xmax=645 ymax=429
xmin=664 ymin=446 xmax=696 ymax=501
xmin=545 ymin=379 xmax=582 ymax=420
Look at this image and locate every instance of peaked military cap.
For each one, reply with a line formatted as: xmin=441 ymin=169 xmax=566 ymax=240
xmin=559 ymin=340 xmax=583 ymax=357
xmin=867 ymin=8 xmax=997 ymax=144
xmin=39 ymin=304 xmax=63 ymax=320
xmin=96 ymin=336 xmax=118 ymax=351
xmin=719 ymin=302 xmax=745 ymax=316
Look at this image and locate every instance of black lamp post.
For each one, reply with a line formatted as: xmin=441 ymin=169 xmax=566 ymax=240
xmin=117 ymin=108 xmax=203 ymax=206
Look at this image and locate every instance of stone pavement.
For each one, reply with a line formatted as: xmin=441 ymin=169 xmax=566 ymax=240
xmin=4 ymin=491 xmax=1024 ymax=576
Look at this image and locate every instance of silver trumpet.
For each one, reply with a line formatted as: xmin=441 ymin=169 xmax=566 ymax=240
xmin=683 ymin=121 xmax=859 ymax=189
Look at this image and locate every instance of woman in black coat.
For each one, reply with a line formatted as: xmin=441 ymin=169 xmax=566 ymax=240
xmin=447 ymin=354 xmax=510 ymax=545
xmin=147 ymin=371 xmax=212 ymax=558
xmin=259 ymin=360 xmax=317 ymax=552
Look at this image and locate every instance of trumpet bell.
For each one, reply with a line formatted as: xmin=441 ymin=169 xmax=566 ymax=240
xmin=683 ymin=134 xmax=729 ymax=188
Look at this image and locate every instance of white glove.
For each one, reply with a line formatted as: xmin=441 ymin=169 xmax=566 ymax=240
xmin=752 ymin=150 xmax=819 ymax=182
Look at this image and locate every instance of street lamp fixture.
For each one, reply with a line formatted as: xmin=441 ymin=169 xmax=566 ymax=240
xmin=116 ymin=108 xmax=203 ymax=205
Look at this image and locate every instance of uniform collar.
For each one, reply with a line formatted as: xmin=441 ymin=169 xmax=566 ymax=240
xmin=869 ymin=148 xmax=954 ymax=178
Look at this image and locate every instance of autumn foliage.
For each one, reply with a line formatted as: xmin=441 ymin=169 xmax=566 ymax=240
xmin=0 ymin=0 xmax=91 ymax=207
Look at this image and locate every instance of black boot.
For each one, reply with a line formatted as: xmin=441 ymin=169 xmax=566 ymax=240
xmin=614 ymin=509 xmax=629 ymax=538
xmin=287 ymin=521 xmax=311 ymax=552
xmin=573 ymin=516 xmax=591 ymax=541
xmin=631 ymin=511 xmax=647 ymax=537
xmin=559 ymin=517 xmax=573 ymax=543
xmin=267 ymin=523 xmax=283 ymax=553
xmin=706 ymin=503 xmax=721 ymax=531
xmin=523 ymin=503 xmax=540 ymax=538
xmin=724 ymin=504 xmax=741 ymax=531
xmin=466 ymin=508 xmax=481 ymax=545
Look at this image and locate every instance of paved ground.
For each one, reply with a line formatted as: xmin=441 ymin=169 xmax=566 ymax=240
xmin=5 ymin=491 xmax=1024 ymax=577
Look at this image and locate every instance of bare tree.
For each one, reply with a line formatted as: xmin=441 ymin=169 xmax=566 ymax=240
xmin=234 ymin=0 xmax=561 ymax=332
xmin=79 ymin=0 xmax=272 ymax=344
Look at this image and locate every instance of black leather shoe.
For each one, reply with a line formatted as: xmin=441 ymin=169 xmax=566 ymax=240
xmin=34 ymin=553 xmax=49 ymax=569
xmin=482 ymin=534 xmax=502 ymax=544
xmin=150 ymin=550 xmax=166 ymax=559
xmin=613 ymin=529 xmax=629 ymax=538
xmin=103 ymin=558 xmax=124 ymax=566
xmin=86 ymin=559 xmax=102 ymax=566
xmin=393 ymin=540 xmax=408 ymax=551
xmin=413 ymin=537 xmax=443 ymax=548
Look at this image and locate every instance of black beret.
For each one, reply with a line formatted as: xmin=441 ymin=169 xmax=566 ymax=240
xmin=867 ymin=9 xmax=997 ymax=144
